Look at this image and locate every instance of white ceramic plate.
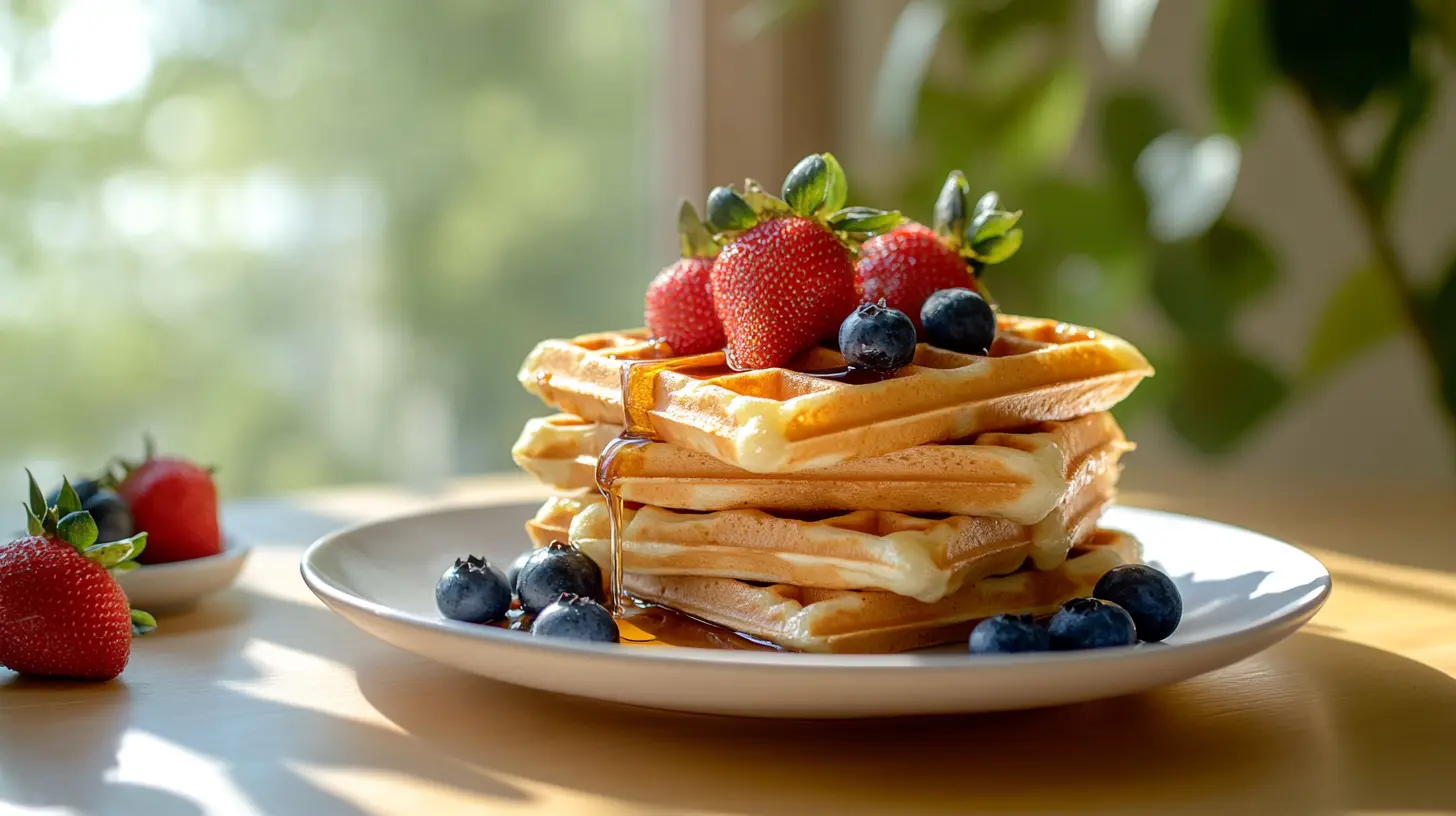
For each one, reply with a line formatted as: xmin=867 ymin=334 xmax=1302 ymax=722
xmin=301 ymin=503 xmax=1330 ymax=718
xmin=115 ymin=536 xmax=252 ymax=613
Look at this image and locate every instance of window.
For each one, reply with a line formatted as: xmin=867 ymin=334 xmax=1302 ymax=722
xmin=1 ymin=0 xmax=669 ymax=494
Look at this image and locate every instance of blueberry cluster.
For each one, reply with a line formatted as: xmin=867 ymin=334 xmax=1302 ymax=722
xmin=967 ymin=564 xmax=1183 ymax=655
xmin=434 ymin=541 xmax=619 ymax=644
xmin=837 ymin=287 xmax=998 ymax=375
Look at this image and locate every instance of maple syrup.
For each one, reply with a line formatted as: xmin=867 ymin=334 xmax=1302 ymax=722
xmin=493 ymin=600 xmax=776 ymax=650
xmin=799 ymin=366 xmax=896 ymax=385
xmin=592 ymin=340 xmax=892 ymax=644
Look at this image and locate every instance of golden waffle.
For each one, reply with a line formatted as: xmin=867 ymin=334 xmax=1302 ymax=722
xmin=512 ymin=411 xmax=1129 ymax=522
xmin=518 ymin=315 xmax=1152 ymax=473
xmin=525 ymin=463 xmax=1114 ymax=602
xmin=624 ymin=529 xmax=1142 ymax=653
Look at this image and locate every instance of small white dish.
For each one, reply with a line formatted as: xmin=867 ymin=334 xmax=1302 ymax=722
xmin=301 ymin=503 xmax=1330 ymax=718
xmin=115 ymin=536 xmax=252 ymax=613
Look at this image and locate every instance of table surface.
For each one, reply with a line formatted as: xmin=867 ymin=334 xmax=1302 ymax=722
xmin=1 ymin=471 xmax=1454 ymax=815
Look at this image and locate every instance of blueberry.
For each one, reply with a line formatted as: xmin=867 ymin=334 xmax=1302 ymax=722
xmin=435 ymin=555 xmax=512 ymax=623
xmin=1047 ymin=598 xmax=1137 ymax=650
xmin=506 ymin=549 xmax=534 ymax=595
xmin=968 ymin=613 xmax=1050 ymax=654
xmin=920 ymin=288 xmax=996 ymax=355
xmin=1093 ymin=565 xmax=1183 ymax=642
xmin=837 ymin=300 xmax=917 ymax=373
xmin=84 ymin=490 xmax=135 ymax=543
xmin=515 ymin=540 xmax=605 ymax=614
xmin=531 ymin=593 xmax=619 ymax=643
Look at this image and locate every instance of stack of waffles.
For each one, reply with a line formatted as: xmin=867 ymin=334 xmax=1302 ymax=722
xmin=512 ymin=315 xmax=1154 ymax=653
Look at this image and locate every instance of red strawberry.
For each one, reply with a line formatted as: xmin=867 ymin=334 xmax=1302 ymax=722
xmin=711 ymin=216 xmax=859 ymax=368
xmin=644 ymin=202 xmax=725 ymax=355
xmin=862 ymin=170 xmax=1025 ymax=323
xmin=855 ymin=222 xmax=973 ymax=334
xmin=0 ymin=475 xmax=152 ymax=680
xmin=110 ymin=444 xmax=221 ymax=564
xmin=703 ymin=153 xmax=903 ymax=369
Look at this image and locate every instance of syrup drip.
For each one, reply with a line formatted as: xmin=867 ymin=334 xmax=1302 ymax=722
xmin=596 ymin=350 xmax=707 ymax=615
xmin=492 ymin=601 xmax=776 ymax=650
xmin=591 ymin=340 xmax=896 ymax=636
xmin=798 ymin=366 xmax=896 ymax=385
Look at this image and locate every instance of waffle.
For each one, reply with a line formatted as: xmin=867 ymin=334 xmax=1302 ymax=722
xmin=623 ymin=529 xmax=1142 ymax=653
xmin=518 ymin=315 xmax=1151 ymax=473
xmin=524 ymin=461 xmax=1113 ymax=602
xmin=512 ymin=411 xmax=1129 ymax=521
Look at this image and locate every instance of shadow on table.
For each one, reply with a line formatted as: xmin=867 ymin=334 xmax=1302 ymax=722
xmin=355 ymin=632 xmax=1456 ymax=815
xmin=0 ymin=547 xmax=538 ymax=814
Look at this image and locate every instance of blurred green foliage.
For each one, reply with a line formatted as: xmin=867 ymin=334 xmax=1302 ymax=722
xmin=0 ymin=0 xmax=660 ymax=495
xmin=862 ymin=0 xmax=1456 ymax=458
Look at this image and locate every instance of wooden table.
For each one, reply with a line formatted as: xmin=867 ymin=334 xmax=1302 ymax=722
xmin=2 ymin=473 xmax=1454 ymax=815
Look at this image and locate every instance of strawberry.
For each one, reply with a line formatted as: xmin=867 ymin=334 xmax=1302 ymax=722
xmin=0 ymin=474 xmax=152 ymax=680
xmin=855 ymin=170 xmax=1025 ymax=331
xmin=856 ymin=223 xmax=974 ymax=334
xmin=705 ymin=153 xmax=903 ymax=369
xmin=644 ymin=201 xmax=725 ymax=355
xmin=106 ymin=440 xmax=221 ymax=564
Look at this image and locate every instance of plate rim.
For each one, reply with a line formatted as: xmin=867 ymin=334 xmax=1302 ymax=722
xmin=299 ymin=502 xmax=1332 ymax=672
xmin=115 ymin=534 xmax=252 ymax=578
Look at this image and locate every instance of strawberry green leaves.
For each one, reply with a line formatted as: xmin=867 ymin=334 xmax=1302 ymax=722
xmin=783 ymin=153 xmax=830 ymax=217
xmin=929 ymin=169 xmax=1024 ymax=267
xmin=827 ymin=207 xmax=903 ymax=235
xmin=676 ymin=200 xmax=720 ymax=260
xmin=708 ymin=153 xmax=901 ymax=250
xmin=58 ymin=511 xmax=99 ymax=550
xmin=131 ymin=609 xmax=157 ymax=636
xmin=786 ymin=151 xmax=873 ymax=222
xmin=707 ymin=186 xmax=758 ymax=235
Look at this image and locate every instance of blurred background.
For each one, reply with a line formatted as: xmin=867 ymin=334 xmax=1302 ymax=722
xmin=2 ymin=0 xmax=1453 ymax=498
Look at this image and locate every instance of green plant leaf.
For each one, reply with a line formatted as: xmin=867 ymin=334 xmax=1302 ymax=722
xmin=59 ymin=511 xmax=99 ymax=550
xmin=110 ymin=561 xmax=140 ymax=574
xmin=873 ymin=0 xmax=949 ymax=145
xmin=1302 ymin=263 xmax=1405 ymax=381
xmin=828 ymin=207 xmax=903 ymax=234
xmin=1266 ymin=0 xmax=1415 ymax=113
xmin=56 ymin=478 xmax=82 ymax=517
xmin=706 ymin=186 xmax=758 ymax=234
xmin=820 ymin=153 xmax=848 ymax=214
xmin=782 ymin=154 xmax=829 ymax=218
xmin=1096 ymin=0 xmax=1159 ymax=62
xmin=1005 ymin=177 xmax=1150 ymax=328
xmin=974 ymin=191 xmax=999 ymax=215
xmin=1168 ymin=344 xmax=1288 ymax=455
xmin=1207 ymin=0 xmax=1271 ymax=138
xmin=1099 ymin=91 xmax=1173 ymax=218
xmin=996 ymin=63 xmax=1087 ymax=175
xmin=1367 ymin=69 xmax=1432 ymax=209
xmin=1151 ymin=218 xmax=1278 ymax=341
xmin=953 ymin=0 xmax=1072 ymax=56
